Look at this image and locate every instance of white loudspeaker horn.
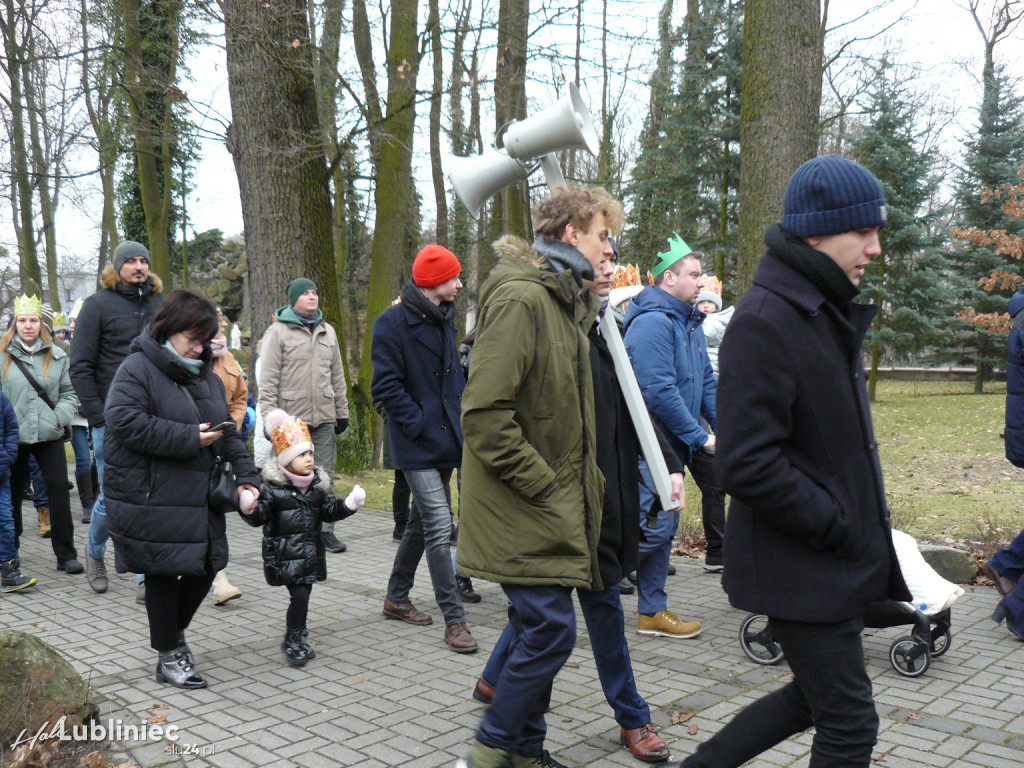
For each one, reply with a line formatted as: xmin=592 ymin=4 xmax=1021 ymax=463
xmin=447 ymin=149 xmax=531 ymax=219
xmin=500 ymin=82 xmax=600 ymax=161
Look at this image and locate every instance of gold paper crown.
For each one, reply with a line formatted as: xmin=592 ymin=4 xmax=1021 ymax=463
xmin=270 ymin=417 xmax=312 ymax=456
xmin=701 ymin=275 xmax=723 ymax=297
xmin=612 ymin=264 xmax=643 ymax=289
xmin=53 ymin=312 xmax=68 ymax=328
xmin=13 ymin=294 xmax=42 ymax=318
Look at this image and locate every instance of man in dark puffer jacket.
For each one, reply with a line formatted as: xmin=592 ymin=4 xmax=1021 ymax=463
xmin=71 ymin=240 xmax=164 ymax=595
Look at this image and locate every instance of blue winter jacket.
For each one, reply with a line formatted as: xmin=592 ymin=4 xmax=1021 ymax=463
xmin=1005 ymin=288 xmax=1024 ymax=467
xmin=0 ymin=391 xmax=18 ymax=484
xmin=623 ymin=285 xmax=717 ymax=464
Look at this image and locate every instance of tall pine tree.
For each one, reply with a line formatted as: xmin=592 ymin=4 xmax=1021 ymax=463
xmin=951 ymin=63 xmax=1024 ymax=392
xmin=852 ymin=60 xmax=953 ymax=400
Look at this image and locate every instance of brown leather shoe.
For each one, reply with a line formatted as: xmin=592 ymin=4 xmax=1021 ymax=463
xmin=981 ymin=559 xmax=1018 ymax=597
xmin=620 ymin=723 xmax=670 ymax=763
xmin=383 ymin=598 xmax=433 ymax=625
xmin=472 ymin=676 xmax=494 ymax=704
xmin=444 ymin=622 xmax=478 ymax=653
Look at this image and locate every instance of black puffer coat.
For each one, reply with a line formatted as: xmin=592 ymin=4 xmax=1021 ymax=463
xmin=104 ymin=330 xmax=260 ymax=576
xmin=241 ymin=462 xmax=355 ymax=586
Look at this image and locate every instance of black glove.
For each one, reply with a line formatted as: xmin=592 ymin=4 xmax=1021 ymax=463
xmin=335 ymin=418 xmax=349 ymax=435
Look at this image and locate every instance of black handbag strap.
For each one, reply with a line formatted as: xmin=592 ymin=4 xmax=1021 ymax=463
xmin=9 ymin=354 xmax=58 ymax=412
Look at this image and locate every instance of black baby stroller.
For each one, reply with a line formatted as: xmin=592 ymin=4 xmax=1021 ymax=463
xmin=739 ymin=602 xmax=953 ymax=678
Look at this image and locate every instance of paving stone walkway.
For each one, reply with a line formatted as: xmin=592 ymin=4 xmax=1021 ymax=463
xmin=5 ymin=500 xmax=1024 ymax=767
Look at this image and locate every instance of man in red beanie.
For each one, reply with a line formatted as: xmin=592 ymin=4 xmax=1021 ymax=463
xmin=371 ymin=244 xmax=478 ymax=654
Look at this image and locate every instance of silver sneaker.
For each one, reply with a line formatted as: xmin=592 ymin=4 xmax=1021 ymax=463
xmin=86 ymin=556 xmax=108 ymax=594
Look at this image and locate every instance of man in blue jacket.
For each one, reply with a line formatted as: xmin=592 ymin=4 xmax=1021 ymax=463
xmin=981 ymin=286 xmax=1024 ymax=599
xmin=371 ymin=244 xmax=477 ymax=654
xmin=622 ymin=235 xmax=723 ymax=639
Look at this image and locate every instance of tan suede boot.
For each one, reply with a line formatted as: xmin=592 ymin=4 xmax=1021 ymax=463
xmin=37 ymin=506 xmax=51 ymax=538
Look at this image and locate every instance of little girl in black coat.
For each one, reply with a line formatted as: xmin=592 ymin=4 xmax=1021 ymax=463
xmin=240 ymin=409 xmax=364 ymax=665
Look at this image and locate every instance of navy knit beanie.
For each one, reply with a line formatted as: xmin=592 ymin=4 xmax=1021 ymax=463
xmin=113 ymin=240 xmax=150 ymax=273
xmin=781 ymin=155 xmax=888 ymax=237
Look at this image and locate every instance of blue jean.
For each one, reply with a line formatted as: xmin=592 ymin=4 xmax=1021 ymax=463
xmin=70 ymin=425 xmax=91 ymax=474
xmin=386 ymin=468 xmax=464 ymax=626
xmin=482 ymin=585 xmax=650 ymax=748
xmin=477 ymin=584 xmax=576 ymax=756
xmin=86 ymin=425 xmax=108 ymax=560
xmin=636 ymin=508 xmax=678 ymax=614
xmin=680 ymin=616 xmax=876 ymax=768
xmin=990 ymin=528 xmax=1024 ymax=581
xmin=29 ymin=456 xmax=47 ymax=507
xmin=0 ymin=480 xmax=15 ymax=562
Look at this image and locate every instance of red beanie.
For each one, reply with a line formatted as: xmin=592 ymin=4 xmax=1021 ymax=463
xmin=412 ymin=245 xmax=462 ymax=288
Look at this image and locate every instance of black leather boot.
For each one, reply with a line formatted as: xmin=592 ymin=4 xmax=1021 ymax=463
xmin=282 ymin=627 xmax=308 ymax=666
xmin=155 ymin=650 xmax=207 ymax=689
xmin=177 ymin=631 xmax=194 ymax=667
xmin=76 ymin=472 xmax=94 ymax=523
xmin=299 ymin=627 xmax=315 ymax=660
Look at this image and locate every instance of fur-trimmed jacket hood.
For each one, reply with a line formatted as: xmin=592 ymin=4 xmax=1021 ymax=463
xmin=70 ymin=268 xmax=165 ymax=426
xmin=240 ymin=462 xmax=354 ymax=585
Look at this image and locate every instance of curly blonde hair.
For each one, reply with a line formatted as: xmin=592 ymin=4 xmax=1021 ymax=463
xmin=532 ymin=185 xmax=624 ymax=240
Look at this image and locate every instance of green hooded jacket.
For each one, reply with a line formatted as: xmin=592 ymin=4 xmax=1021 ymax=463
xmin=457 ymin=235 xmax=605 ymax=590
xmin=2 ymin=338 xmax=79 ymax=444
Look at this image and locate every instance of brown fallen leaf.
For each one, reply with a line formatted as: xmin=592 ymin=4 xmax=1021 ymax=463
xmin=152 ymin=702 xmax=169 ymax=710
xmin=688 ymin=723 xmax=698 ymax=735
xmin=906 ymin=712 xmax=918 ymax=720
xmin=81 ymin=751 xmax=107 ymax=768
xmin=669 ymin=709 xmax=695 ymax=725
xmin=145 ymin=714 xmax=167 ymax=724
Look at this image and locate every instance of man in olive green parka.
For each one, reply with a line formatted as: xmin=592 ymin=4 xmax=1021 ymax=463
xmin=457 ymin=185 xmax=624 ymax=768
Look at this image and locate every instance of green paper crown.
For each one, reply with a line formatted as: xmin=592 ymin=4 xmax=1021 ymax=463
xmin=651 ymin=232 xmax=693 ymax=278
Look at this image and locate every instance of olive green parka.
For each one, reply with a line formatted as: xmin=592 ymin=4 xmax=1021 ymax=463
xmin=457 ymin=235 xmax=605 ymax=590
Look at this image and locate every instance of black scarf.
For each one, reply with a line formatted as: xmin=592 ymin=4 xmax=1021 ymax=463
xmin=764 ymin=223 xmax=859 ymax=307
xmin=400 ymin=280 xmax=457 ymax=326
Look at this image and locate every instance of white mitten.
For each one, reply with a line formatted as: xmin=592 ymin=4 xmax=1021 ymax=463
xmin=238 ymin=488 xmax=258 ymax=514
xmin=344 ymin=484 xmax=366 ymax=512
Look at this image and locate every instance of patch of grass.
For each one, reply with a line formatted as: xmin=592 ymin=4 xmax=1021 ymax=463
xmin=337 ymin=381 xmax=1024 ymax=559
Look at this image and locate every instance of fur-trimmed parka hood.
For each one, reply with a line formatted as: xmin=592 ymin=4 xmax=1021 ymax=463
xmin=100 ymin=264 xmax=164 ymax=294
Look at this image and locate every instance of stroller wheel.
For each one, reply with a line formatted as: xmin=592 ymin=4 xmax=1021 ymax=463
xmin=889 ymin=636 xmax=930 ymax=677
xmin=930 ymin=628 xmax=952 ymax=658
xmin=739 ymin=614 xmax=784 ymax=665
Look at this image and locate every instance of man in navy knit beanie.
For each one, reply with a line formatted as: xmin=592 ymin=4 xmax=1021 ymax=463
xmin=665 ymin=155 xmax=911 ymax=768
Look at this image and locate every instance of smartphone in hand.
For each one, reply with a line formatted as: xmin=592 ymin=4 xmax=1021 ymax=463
xmin=202 ymin=420 xmax=234 ymax=432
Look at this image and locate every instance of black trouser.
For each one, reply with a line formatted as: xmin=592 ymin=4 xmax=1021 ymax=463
xmin=681 ymin=615 xmax=877 ymax=768
xmin=392 ymin=470 xmax=410 ymax=529
xmin=145 ymin=571 xmax=216 ymax=652
xmin=11 ymin=439 xmax=75 ymax=564
xmin=286 ymin=583 xmax=312 ymax=629
xmin=688 ymin=447 xmax=725 ymax=561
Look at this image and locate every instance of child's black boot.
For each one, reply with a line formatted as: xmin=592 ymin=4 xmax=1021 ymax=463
xmin=282 ymin=627 xmax=308 ymax=666
xmin=300 ymin=626 xmax=316 ymax=660
xmin=1 ymin=558 xmax=36 ymax=593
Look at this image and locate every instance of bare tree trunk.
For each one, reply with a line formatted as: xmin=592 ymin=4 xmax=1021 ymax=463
xmin=428 ymin=0 xmax=448 ymax=244
xmin=121 ymin=0 xmax=180 ymax=284
xmin=736 ymin=0 xmax=823 ymax=294
xmin=80 ymin=0 xmax=121 ymax=282
xmin=2 ymin=0 xmax=42 ymax=289
xmin=221 ymin=0 xmax=338 ymax=353
xmin=354 ymin=0 xmax=420 ymax=448
xmin=486 ymin=0 xmax=530 ymax=267
xmin=24 ymin=50 xmax=62 ymax=308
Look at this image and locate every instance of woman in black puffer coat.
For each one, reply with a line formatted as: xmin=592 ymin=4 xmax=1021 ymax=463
xmin=104 ymin=289 xmax=260 ymax=690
